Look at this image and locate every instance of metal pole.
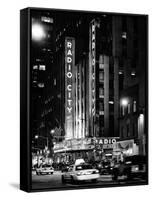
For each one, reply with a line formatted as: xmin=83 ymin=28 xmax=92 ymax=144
xmin=47 ymin=137 xmax=49 ymax=150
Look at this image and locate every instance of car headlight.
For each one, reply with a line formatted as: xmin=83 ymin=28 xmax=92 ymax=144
xmin=76 ymin=172 xmax=83 ymax=176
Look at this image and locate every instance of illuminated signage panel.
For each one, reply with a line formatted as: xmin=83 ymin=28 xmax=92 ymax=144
xmin=89 ymin=19 xmax=97 ymax=136
xmin=65 ymin=37 xmax=75 ymax=139
xmin=53 ymin=137 xmax=119 ymax=152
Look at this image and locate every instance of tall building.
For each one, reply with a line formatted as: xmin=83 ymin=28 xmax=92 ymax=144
xmin=31 ymin=10 xmax=57 ymax=154
xmin=112 ymin=15 xmax=147 ymax=156
xmin=88 ymin=17 xmax=118 ymax=138
xmin=53 ymin=14 xmax=120 ymax=163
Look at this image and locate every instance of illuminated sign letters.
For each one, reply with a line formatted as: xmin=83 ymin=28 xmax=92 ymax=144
xmin=90 ymin=21 xmax=96 ymax=116
xmin=65 ymin=38 xmax=75 ymax=117
xmin=65 ymin=38 xmax=75 ymax=139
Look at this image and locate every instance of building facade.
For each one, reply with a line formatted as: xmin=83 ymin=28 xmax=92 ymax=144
xmin=30 ymin=10 xmax=147 ymax=166
xmin=112 ymin=15 xmax=147 ymax=156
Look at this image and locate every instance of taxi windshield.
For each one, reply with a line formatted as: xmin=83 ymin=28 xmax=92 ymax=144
xmin=76 ymin=164 xmax=93 ymax=171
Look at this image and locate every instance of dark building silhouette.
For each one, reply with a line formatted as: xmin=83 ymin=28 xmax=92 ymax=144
xmin=112 ymin=15 xmax=147 ymax=155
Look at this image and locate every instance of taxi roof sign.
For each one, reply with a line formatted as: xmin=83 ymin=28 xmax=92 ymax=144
xmin=75 ymin=159 xmax=85 ymax=165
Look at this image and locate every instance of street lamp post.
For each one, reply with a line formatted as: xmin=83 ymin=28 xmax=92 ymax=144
xmin=120 ymin=98 xmax=129 ymax=116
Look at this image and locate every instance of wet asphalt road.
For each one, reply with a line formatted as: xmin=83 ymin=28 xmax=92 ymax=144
xmin=32 ymin=171 xmax=147 ymax=190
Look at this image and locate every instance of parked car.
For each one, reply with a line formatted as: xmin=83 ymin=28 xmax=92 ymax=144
xmin=36 ymin=164 xmax=54 ymax=175
xmin=112 ymin=155 xmax=147 ymax=181
xmin=61 ymin=163 xmax=100 ymax=184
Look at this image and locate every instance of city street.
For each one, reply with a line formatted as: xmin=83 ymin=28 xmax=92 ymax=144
xmin=32 ymin=171 xmax=146 ymax=190
xmin=29 ymin=9 xmax=148 ymax=191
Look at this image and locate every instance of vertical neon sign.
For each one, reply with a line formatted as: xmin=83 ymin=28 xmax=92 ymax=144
xmin=65 ymin=37 xmax=75 ymax=139
xmin=89 ymin=20 xmax=96 ymax=136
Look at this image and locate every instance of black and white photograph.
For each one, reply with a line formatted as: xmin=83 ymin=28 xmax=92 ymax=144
xmin=20 ymin=7 xmax=148 ymax=192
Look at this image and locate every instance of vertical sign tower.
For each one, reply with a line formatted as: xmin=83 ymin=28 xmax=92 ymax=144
xmin=65 ymin=37 xmax=75 ymax=139
xmin=89 ymin=20 xmax=97 ymax=137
